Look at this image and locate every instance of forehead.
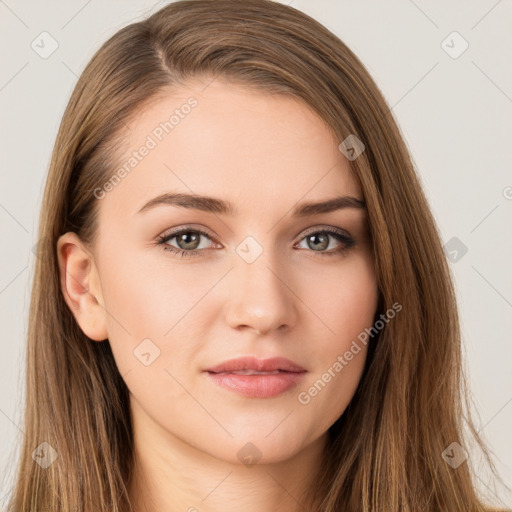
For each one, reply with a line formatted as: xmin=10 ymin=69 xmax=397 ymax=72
xmin=99 ymin=79 xmax=362 ymax=219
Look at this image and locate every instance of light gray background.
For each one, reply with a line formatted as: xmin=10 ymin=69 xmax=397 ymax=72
xmin=1 ymin=0 xmax=511 ymax=508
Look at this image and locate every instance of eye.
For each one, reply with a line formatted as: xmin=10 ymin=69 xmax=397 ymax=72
xmin=295 ymin=227 xmax=355 ymax=257
xmin=155 ymin=226 xmax=355 ymax=258
xmin=156 ymin=226 xmax=218 ymax=258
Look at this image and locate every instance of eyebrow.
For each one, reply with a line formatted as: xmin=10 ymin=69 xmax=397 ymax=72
xmin=136 ymin=192 xmax=366 ymax=217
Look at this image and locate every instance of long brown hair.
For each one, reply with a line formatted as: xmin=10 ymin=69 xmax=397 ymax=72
xmin=6 ymin=1 xmax=509 ymax=510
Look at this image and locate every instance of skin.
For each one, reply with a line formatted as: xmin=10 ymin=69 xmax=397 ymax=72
xmin=57 ymin=78 xmax=379 ymax=512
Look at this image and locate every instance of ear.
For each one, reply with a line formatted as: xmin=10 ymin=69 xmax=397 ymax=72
xmin=56 ymin=232 xmax=108 ymax=342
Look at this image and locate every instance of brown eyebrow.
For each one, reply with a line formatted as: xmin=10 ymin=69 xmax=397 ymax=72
xmin=136 ymin=192 xmax=366 ymax=216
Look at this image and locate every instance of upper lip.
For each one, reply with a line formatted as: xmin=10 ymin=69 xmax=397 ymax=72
xmin=205 ymin=356 xmax=306 ymax=373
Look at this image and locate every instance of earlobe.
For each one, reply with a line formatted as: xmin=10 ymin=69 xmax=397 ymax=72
xmin=56 ymin=232 xmax=108 ymax=342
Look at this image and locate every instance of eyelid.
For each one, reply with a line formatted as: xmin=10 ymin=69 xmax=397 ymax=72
xmin=298 ymin=224 xmax=352 ymax=240
xmin=157 ymin=224 xmax=218 ymax=241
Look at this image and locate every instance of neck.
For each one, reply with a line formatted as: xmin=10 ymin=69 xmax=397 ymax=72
xmin=127 ymin=414 xmax=328 ymax=512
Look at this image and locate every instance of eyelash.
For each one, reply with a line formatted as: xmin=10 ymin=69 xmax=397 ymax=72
xmin=155 ymin=226 xmax=355 ymax=259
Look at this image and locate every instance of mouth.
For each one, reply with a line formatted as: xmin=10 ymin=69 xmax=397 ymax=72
xmin=204 ymin=357 xmax=307 ymax=398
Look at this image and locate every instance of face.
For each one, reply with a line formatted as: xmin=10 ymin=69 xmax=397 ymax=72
xmin=59 ymin=78 xmax=379 ymax=465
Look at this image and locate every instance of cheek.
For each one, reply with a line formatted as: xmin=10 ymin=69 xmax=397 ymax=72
xmin=98 ymin=242 xmax=203 ymax=335
xmin=307 ymin=250 xmax=379 ymax=346
xmin=295 ymin=253 xmax=378 ymax=429
xmin=96 ymin=244 xmax=215 ymax=378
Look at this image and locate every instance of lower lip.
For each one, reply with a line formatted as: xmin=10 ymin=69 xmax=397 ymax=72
xmin=205 ymin=371 xmax=306 ymax=398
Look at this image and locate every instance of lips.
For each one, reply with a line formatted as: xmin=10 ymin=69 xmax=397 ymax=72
xmin=204 ymin=356 xmax=307 ymax=399
xmin=205 ymin=356 xmax=306 ymax=374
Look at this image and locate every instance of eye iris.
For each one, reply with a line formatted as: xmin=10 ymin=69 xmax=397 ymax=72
xmin=177 ymin=231 xmax=200 ymax=250
xmin=307 ymin=233 xmax=329 ymax=251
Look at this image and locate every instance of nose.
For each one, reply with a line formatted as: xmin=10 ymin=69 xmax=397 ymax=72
xmin=224 ymin=248 xmax=298 ymax=336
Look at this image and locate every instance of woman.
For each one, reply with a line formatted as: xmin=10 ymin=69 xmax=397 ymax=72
xmin=7 ymin=0 xmax=509 ymax=510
